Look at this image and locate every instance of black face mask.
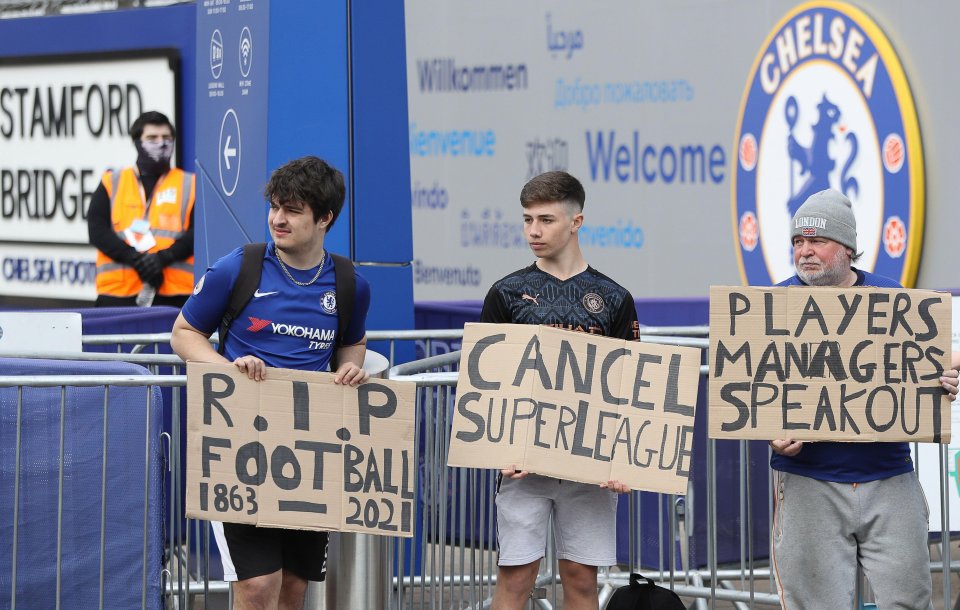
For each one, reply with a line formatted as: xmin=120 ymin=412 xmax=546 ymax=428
xmin=135 ymin=139 xmax=173 ymax=175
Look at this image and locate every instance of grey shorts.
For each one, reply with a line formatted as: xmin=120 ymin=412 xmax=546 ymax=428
xmin=496 ymin=473 xmax=618 ymax=567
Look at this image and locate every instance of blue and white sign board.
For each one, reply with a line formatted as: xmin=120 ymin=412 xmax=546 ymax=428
xmin=195 ymin=0 xmax=269 ymax=267
xmin=403 ymin=2 xmax=735 ymax=301
xmin=403 ymin=1 xmax=960 ymax=301
xmin=0 ymin=54 xmax=176 ymax=301
xmin=193 ymin=1 xmax=414 ymax=338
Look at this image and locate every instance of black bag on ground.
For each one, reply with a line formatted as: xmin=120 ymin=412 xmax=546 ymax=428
xmin=606 ymin=573 xmax=686 ymax=610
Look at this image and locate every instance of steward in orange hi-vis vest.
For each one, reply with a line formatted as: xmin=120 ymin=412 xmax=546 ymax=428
xmin=95 ymin=167 xmax=195 ymax=298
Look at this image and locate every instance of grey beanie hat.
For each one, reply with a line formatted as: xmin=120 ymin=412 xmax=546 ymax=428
xmin=790 ymin=189 xmax=857 ymax=251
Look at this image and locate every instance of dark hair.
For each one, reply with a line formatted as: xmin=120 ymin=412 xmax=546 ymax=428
xmin=520 ymin=171 xmax=585 ymax=212
xmin=130 ymin=111 xmax=175 ymax=141
xmin=264 ymin=156 xmax=346 ymax=228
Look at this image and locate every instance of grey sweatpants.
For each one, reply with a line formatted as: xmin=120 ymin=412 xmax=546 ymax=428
xmin=772 ymin=471 xmax=932 ymax=610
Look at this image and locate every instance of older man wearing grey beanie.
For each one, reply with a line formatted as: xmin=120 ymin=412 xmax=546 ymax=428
xmin=789 ymin=188 xmax=860 ymax=286
xmin=768 ymin=188 xmax=960 ymax=609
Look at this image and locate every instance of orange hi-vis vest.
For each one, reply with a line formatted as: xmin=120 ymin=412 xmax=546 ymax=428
xmin=95 ymin=167 xmax=196 ymax=297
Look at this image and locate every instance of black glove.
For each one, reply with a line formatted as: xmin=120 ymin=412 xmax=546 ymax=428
xmin=117 ymin=247 xmax=142 ymax=267
xmin=154 ymin=249 xmax=176 ymax=267
xmin=132 ymin=253 xmax=164 ymax=288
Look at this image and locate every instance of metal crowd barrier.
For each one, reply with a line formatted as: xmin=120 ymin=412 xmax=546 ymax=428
xmin=1 ymin=325 xmax=957 ymax=610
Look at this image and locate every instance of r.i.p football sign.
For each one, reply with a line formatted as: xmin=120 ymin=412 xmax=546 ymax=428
xmin=186 ymin=363 xmax=417 ymax=537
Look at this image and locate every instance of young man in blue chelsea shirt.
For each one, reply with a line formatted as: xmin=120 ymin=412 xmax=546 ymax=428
xmin=171 ymin=156 xmax=370 ymax=610
xmin=770 ymin=189 xmax=960 ymax=609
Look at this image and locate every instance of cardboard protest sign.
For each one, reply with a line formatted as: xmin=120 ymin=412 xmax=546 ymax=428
xmin=448 ymin=323 xmax=702 ymax=495
xmin=186 ymin=363 xmax=417 ymax=537
xmin=709 ymin=286 xmax=952 ymax=443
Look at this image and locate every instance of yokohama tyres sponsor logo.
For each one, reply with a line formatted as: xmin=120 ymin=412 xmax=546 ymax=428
xmin=272 ymin=322 xmax=335 ymax=342
xmin=245 ymin=318 xmax=335 ymax=342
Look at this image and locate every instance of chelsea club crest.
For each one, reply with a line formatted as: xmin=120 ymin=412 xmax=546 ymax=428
xmin=732 ymin=1 xmax=924 ymax=286
xmin=320 ymin=291 xmax=337 ymax=314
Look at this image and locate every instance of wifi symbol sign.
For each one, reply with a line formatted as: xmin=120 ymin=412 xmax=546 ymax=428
xmin=239 ymin=27 xmax=253 ymax=78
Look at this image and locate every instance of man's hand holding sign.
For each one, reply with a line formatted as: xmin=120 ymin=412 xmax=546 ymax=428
xmin=449 ymin=323 xmax=702 ymax=495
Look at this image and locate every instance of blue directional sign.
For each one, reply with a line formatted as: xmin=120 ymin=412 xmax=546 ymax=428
xmin=193 ymin=0 xmax=414 ymax=345
xmin=195 ymin=0 xmax=270 ymax=266
xmin=218 ymin=108 xmax=241 ymax=196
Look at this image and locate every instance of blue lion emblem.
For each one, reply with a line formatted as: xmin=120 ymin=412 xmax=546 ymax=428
xmin=733 ymin=3 xmax=924 ymax=288
xmin=321 ymin=291 xmax=337 ymax=314
xmin=785 ymin=93 xmax=859 ymax=216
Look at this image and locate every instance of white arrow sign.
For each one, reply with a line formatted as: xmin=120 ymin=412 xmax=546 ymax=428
xmin=218 ymin=108 xmax=241 ymax=197
xmin=223 ymin=135 xmax=237 ymax=170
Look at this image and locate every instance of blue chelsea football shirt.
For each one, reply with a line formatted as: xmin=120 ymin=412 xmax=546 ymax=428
xmin=181 ymin=242 xmax=370 ymax=372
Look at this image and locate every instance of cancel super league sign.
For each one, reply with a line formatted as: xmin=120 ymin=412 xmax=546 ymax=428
xmin=449 ymin=324 xmax=702 ymax=495
xmin=709 ymin=286 xmax=952 ymax=443
xmin=186 ymin=363 xmax=416 ymax=537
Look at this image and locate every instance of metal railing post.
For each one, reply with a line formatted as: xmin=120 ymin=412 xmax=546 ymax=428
xmin=323 ymin=532 xmax=390 ymax=609
xmin=318 ymin=350 xmax=391 ymax=610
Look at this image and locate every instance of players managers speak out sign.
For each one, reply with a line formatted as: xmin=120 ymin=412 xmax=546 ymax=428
xmin=0 ymin=53 xmax=176 ymax=301
xmin=708 ymin=286 xmax=953 ymax=443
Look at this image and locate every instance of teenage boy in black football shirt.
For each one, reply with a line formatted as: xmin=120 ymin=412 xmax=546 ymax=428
xmin=482 ymin=171 xmax=639 ymax=610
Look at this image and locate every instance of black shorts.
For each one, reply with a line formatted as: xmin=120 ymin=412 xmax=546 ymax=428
xmin=222 ymin=523 xmax=329 ymax=581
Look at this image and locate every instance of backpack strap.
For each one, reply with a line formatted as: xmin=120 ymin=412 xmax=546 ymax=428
xmin=329 ymin=252 xmax=356 ymax=371
xmin=217 ymin=242 xmax=267 ymax=355
xmin=629 ymin=573 xmax=651 ymax=587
